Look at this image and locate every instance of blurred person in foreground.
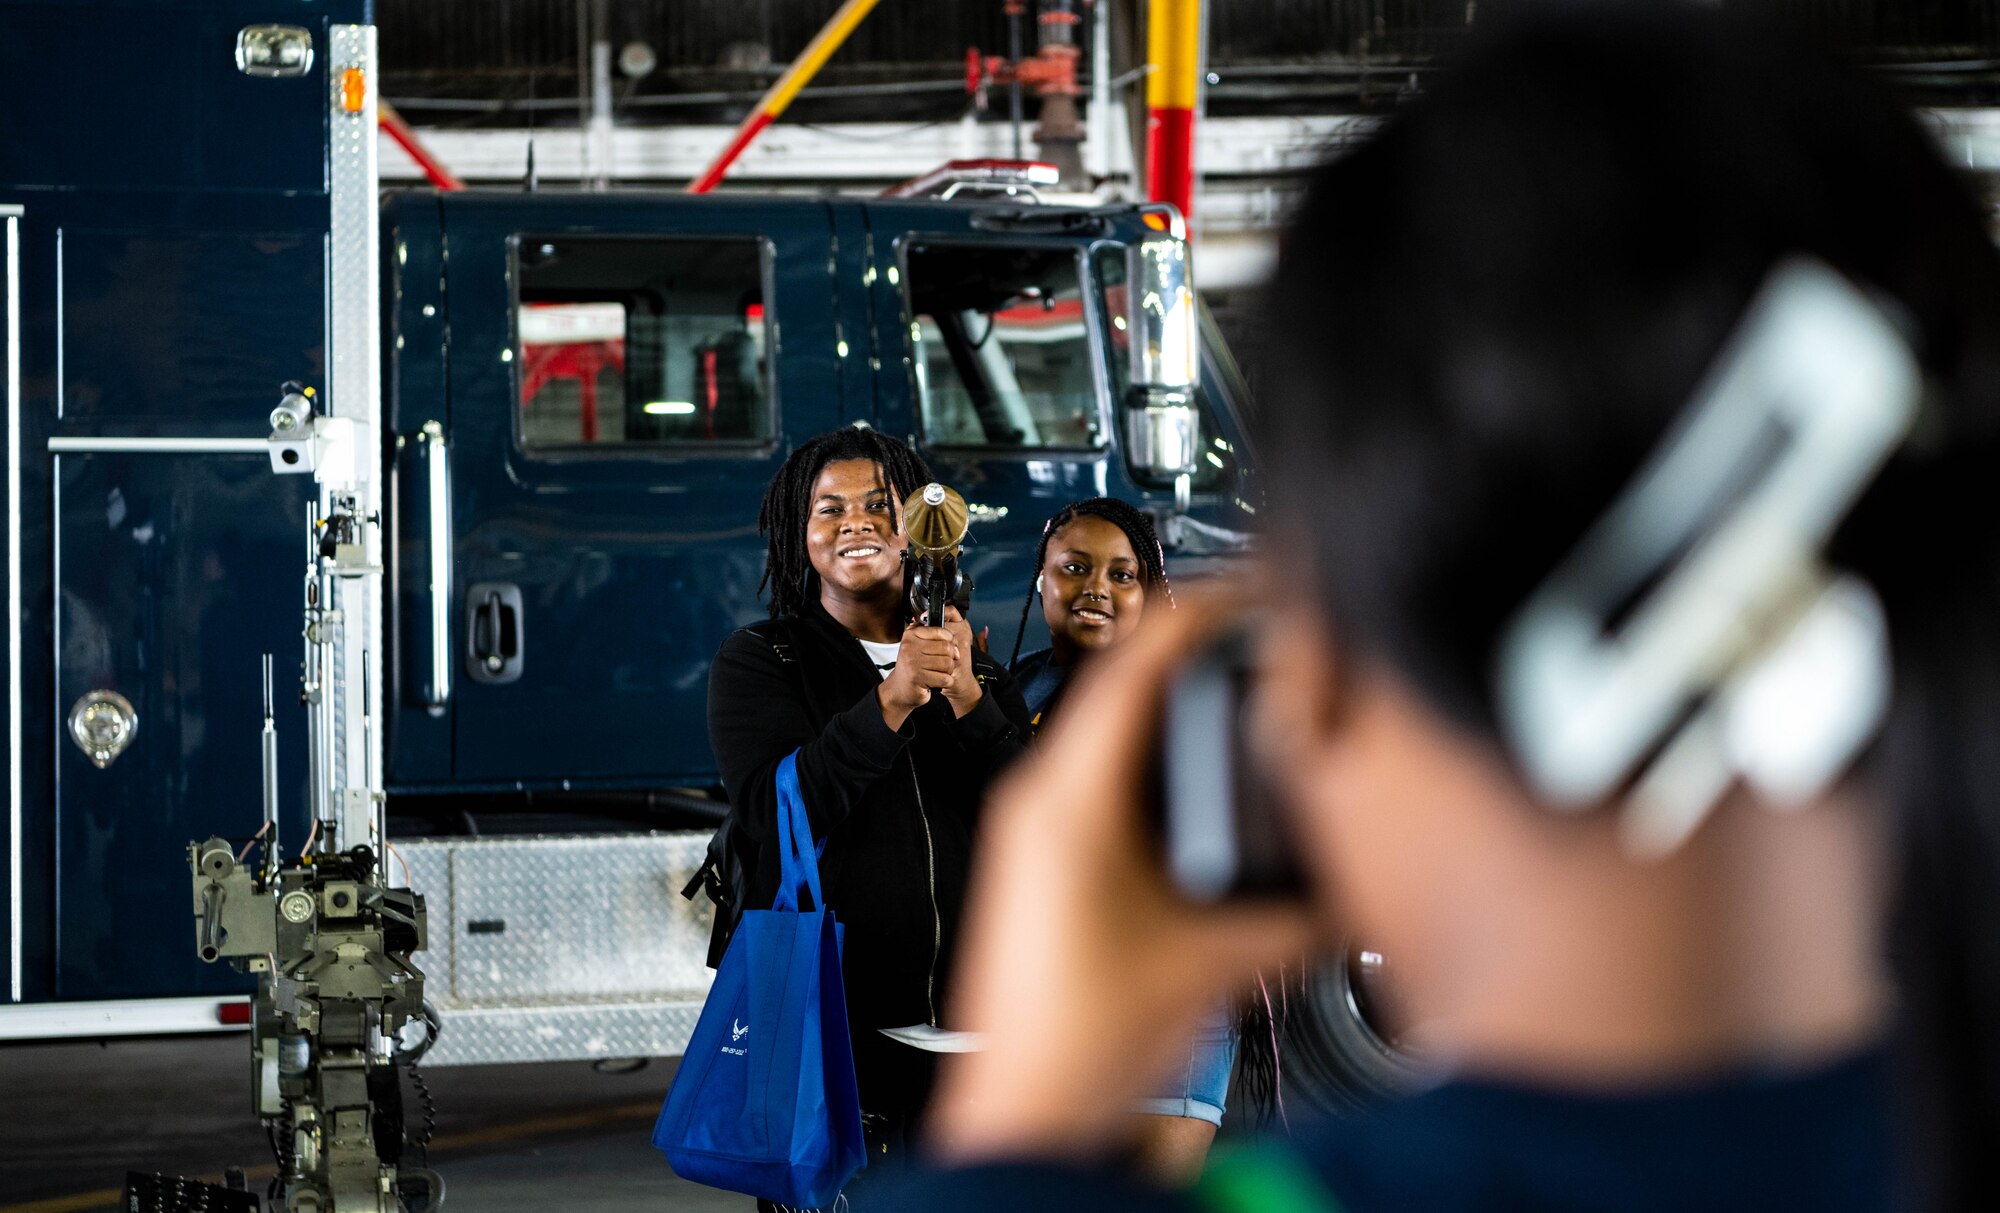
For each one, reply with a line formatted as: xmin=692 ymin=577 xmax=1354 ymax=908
xmin=879 ymin=5 xmax=2000 ymax=1211
xmin=1008 ymin=498 xmax=1249 ymax=1185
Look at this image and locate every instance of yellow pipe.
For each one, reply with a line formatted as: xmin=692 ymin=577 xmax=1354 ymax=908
xmin=1146 ymin=0 xmax=1202 ymax=111
xmin=768 ymin=0 xmax=882 ymax=112
xmin=688 ymin=0 xmax=883 ymax=193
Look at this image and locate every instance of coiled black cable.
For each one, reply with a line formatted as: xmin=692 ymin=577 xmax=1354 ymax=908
xmin=266 ymin=1108 xmax=294 ymax=1206
xmin=401 ymin=1001 xmax=444 ymax=1168
xmin=406 ymin=1062 xmax=438 ymax=1158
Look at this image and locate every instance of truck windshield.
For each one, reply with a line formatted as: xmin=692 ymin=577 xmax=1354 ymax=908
xmin=903 ymin=243 xmax=1104 ymax=449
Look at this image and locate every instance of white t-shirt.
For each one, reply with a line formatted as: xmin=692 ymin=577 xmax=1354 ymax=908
xmin=858 ymin=637 xmax=900 ymax=680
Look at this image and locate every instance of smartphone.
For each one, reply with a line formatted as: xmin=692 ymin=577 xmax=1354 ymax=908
xmin=1158 ymin=623 xmax=1309 ymax=902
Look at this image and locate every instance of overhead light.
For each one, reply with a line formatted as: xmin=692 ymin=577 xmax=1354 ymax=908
xmin=644 ymin=401 xmax=696 ymax=416
xmin=618 ymin=41 xmax=658 ymax=80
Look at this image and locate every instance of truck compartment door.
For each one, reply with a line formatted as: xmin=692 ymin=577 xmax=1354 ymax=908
xmin=51 ymin=452 xmax=310 ymax=999
xmin=34 ymin=213 xmax=327 ymax=1002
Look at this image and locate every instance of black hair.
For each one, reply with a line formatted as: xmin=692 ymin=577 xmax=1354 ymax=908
xmin=1009 ymin=497 xmax=1171 ymax=666
xmin=1263 ymin=6 xmax=2000 ymax=1206
xmin=756 ymin=426 xmax=933 ymax=620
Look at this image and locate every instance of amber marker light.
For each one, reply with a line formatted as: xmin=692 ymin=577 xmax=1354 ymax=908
xmin=341 ymin=67 xmax=368 ymax=113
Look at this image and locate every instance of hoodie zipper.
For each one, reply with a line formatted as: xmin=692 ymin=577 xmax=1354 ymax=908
xmin=908 ymin=760 xmax=941 ymax=1027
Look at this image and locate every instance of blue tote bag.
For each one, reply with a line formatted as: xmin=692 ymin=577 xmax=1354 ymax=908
xmin=653 ymin=751 xmax=866 ymax=1208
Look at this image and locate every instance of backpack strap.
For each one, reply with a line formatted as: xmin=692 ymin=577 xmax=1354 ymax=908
xmin=681 ymin=617 xmax=821 ymax=917
xmin=1193 ymin=1146 xmax=1345 ymax=1213
xmin=679 ymin=861 xmax=711 ymax=901
xmin=684 ymin=624 xmax=808 ymax=908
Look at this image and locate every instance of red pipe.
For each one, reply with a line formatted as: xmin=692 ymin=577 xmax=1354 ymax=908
xmin=379 ymin=101 xmax=465 ymax=192
xmin=689 ymin=113 xmax=775 ymax=195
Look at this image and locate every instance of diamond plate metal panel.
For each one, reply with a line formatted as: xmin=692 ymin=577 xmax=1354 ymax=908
xmin=397 ymin=834 xmax=716 ymax=1064
xmin=327 ymin=24 xmax=382 ymax=448
xmin=414 ymin=1000 xmax=707 ymax=1067
xmin=327 ymin=25 xmax=383 ymax=849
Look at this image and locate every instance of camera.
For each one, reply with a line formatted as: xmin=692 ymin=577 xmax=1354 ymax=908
xmin=1157 ymin=622 xmax=1308 ymax=902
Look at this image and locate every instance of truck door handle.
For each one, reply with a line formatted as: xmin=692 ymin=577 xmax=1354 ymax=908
xmin=473 ymin=593 xmax=508 ymax=657
xmin=466 ymin=582 xmax=524 ymax=684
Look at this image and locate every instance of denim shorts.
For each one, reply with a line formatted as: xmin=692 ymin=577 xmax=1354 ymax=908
xmin=1133 ymin=1006 xmax=1237 ymax=1126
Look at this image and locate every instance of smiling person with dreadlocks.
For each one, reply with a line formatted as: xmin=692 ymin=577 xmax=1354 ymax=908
xmin=706 ymin=426 xmax=1029 ymax=1199
xmin=1008 ymin=499 xmax=1241 ymax=1187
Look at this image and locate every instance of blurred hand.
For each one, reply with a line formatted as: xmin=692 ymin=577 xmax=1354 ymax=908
xmin=879 ymin=621 xmax=957 ymax=730
xmin=927 ymin=590 xmax=1317 ymax=1164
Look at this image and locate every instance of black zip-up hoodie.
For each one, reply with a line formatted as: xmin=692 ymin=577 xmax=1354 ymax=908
xmin=706 ymin=600 xmax=1029 ymax=1033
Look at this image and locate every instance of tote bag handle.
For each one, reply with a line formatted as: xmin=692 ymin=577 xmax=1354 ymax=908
xmin=773 ymin=751 xmax=827 ymax=913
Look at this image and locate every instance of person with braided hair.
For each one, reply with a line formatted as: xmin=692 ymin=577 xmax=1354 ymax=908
xmin=1008 ymin=498 xmax=1171 ymax=733
xmin=706 ymin=426 xmax=1030 ymax=1204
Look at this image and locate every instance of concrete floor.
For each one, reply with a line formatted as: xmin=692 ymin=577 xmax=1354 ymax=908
xmin=0 ymin=1033 xmax=748 ymax=1212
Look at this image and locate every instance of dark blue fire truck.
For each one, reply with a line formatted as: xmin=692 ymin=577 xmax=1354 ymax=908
xmin=0 ymin=0 xmax=1259 ymax=1063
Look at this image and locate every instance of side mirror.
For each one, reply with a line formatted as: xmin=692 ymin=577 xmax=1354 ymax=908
xmin=1128 ymin=392 xmax=1199 ymax=484
xmin=1125 ymin=235 xmax=1201 ymax=483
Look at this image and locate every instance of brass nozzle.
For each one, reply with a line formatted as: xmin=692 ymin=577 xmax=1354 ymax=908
xmin=904 ymin=482 xmax=970 ymax=554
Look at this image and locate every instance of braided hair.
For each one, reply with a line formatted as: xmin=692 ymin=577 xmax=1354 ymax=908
xmin=1009 ymin=497 xmax=1171 ymax=666
xmin=757 ymin=426 xmax=933 ymax=619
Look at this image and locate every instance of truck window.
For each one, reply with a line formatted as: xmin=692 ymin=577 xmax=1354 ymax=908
xmin=514 ymin=236 xmax=770 ymax=450
xmin=1095 ymin=246 xmax=1240 ymax=492
xmin=902 ymin=242 xmax=1105 ymax=450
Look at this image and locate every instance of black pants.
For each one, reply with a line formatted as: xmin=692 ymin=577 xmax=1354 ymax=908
xmin=755 ymin=1030 xmax=940 ymax=1212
